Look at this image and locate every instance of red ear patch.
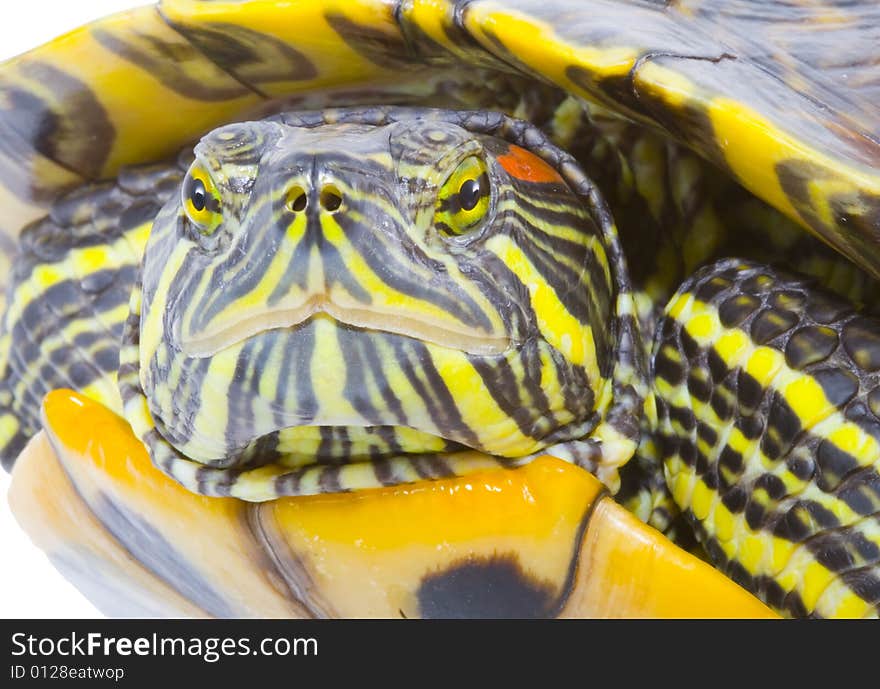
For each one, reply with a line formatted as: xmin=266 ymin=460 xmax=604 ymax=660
xmin=497 ymin=145 xmax=564 ymax=184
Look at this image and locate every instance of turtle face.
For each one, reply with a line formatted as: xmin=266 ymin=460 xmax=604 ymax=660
xmin=137 ymin=114 xmax=617 ymax=478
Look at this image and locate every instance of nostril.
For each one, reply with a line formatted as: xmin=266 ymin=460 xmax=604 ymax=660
xmin=320 ymin=185 xmax=343 ymax=212
xmin=286 ymin=186 xmax=307 ymax=213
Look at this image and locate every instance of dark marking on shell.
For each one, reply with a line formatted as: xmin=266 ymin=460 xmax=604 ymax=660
xmin=0 ymin=61 xmax=114 ymax=194
xmin=417 ymin=553 xmax=558 ymax=619
xmin=325 ymin=11 xmax=418 ymax=70
xmin=166 ymin=21 xmax=318 ymax=89
xmin=92 ymin=494 xmax=236 ymax=618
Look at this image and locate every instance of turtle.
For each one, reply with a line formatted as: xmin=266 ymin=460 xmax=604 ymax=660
xmin=1 ymin=0 xmax=879 ymax=619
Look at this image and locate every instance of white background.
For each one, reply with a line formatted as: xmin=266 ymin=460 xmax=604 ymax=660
xmin=0 ymin=1 xmax=148 ymax=619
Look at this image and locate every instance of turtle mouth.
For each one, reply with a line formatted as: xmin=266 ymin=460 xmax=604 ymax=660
xmin=180 ymin=297 xmax=512 ymax=357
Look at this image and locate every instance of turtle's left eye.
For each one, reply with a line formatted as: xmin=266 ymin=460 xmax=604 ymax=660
xmin=436 ymin=156 xmax=491 ymax=236
xmin=182 ymin=165 xmax=223 ymax=235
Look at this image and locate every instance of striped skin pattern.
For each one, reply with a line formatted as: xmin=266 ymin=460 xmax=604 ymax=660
xmin=0 ymin=164 xmax=183 ymax=469
xmin=655 ymin=259 xmax=880 ymax=617
xmin=567 ymin=97 xmax=880 ymax=540
xmin=115 ymin=108 xmax=646 ymax=501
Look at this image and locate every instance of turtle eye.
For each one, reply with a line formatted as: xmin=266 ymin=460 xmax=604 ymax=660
xmin=182 ymin=165 xmax=223 ymax=235
xmin=436 ymin=156 xmax=491 ymax=236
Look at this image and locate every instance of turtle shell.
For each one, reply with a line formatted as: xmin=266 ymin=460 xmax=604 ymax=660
xmin=0 ymin=0 xmax=877 ymax=275
xmin=2 ymin=0 xmax=878 ymax=618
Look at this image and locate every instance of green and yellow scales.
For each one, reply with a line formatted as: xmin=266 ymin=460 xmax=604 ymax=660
xmin=1 ymin=0 xmax=879 ymax=618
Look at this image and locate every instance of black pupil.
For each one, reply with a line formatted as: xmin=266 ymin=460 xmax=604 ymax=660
xmin=459 ymin=178 xmax=482 ymax=211
xmin=191 ymin=179 xmax=207 ymax=212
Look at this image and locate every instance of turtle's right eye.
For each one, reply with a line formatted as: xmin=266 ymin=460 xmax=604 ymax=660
xmin=182 ymin=165 xmax=223 ymax=235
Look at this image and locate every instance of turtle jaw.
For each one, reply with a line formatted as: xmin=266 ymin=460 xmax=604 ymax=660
xmin=150 ymin=314 xmax=594 ymax=465
xmin=178 ymin=299 xmax=513 ymax=358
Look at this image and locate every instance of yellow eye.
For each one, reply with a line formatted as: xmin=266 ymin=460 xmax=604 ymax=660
xmin=436 ymin=156 xmax=491 ymax=236
xmin=182 ymin=165 xmax=223 ymax=235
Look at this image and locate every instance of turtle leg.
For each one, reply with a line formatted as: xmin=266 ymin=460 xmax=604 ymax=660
xmin=0 ymin=211 xmax=138 ymax=470
xmin=652 ymin=258 xmax=880 ymax=618
xmin=0 ymin=163 xmax=181 ymax=470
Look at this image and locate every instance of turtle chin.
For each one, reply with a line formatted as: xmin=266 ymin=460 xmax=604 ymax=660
xmin=144 ymin=312 xmax=594 ymax=468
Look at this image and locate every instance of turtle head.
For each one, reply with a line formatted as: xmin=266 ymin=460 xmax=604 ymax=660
xmin=124 ymin=109 xmax=638 ymax=499
xmin=173 ymin=119 xmax=526 ymax=359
